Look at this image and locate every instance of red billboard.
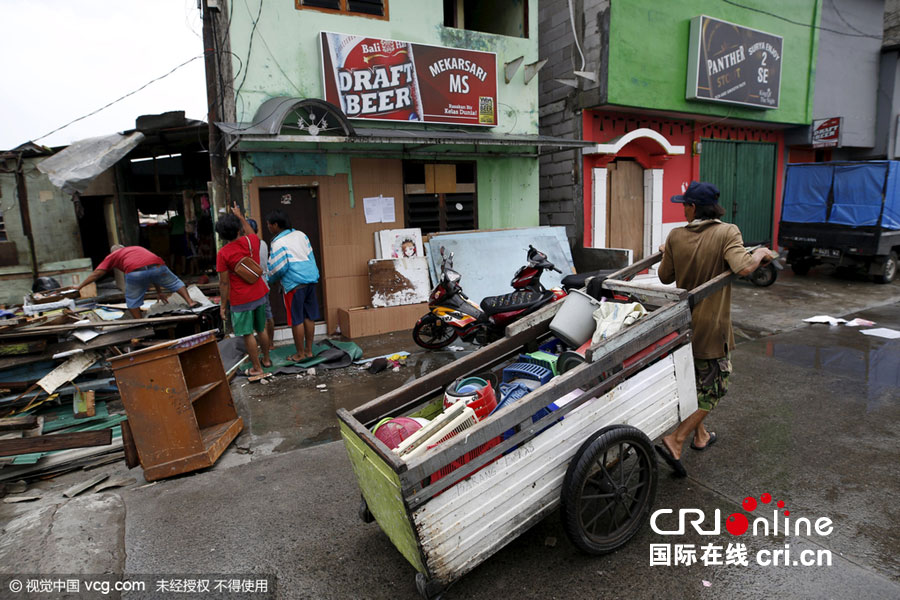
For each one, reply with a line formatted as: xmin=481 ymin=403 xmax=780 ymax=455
xmin=811 ymin=117 xmax=841 ymax=148
xmin=320 ymin=31 xmax=498 ymax=127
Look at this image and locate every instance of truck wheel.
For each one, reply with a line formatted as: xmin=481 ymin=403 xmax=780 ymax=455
xmin=791 ymin=261 xmax=812 ymax=276
xmin=874 ymin=252 xmax=898 ymax=284
xmin=561 ymin=425 xmax=657 ymax=555
xmin=412 ymin=314 xmax=458 ymax=349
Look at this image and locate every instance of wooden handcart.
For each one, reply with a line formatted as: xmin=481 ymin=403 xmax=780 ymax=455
xmin=337 ymin=254 xmax=735 ymax=598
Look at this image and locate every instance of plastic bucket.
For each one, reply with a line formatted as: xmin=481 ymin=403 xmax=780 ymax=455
xmin=549 ymin=289 xmax=601 ymax=348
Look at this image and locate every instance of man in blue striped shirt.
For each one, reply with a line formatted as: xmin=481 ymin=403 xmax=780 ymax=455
xmin=266 ymin=210 xmax=320 ymax=361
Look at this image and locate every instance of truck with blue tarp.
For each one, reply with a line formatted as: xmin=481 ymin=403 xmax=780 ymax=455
xmin=778 ymin=161 xmax=900 ymax=283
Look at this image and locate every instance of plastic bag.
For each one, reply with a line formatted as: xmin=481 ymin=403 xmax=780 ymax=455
xmin=591 ymin=301 xmax=647 ymax=343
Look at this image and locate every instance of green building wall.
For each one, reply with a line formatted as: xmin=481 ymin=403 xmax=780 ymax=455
xmin=607 ymin=0 xmax=820 ymax=124
xmin=228 ymin=0 xmax=542 ymax=230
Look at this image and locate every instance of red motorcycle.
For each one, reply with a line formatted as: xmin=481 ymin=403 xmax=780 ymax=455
xmin=413 ymin=245 xmax=567 ymax=349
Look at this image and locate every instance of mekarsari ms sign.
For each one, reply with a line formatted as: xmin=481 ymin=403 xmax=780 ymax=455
xmin=321 ymin=31 xmax=498 ymax=126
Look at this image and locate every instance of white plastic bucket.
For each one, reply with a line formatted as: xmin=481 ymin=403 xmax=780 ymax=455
xmin=549 ymin=289 xmax=602 ymax=348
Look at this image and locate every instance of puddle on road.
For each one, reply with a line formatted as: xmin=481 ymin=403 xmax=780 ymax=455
xmin=764 ymin=337 xmax=900 ymax=407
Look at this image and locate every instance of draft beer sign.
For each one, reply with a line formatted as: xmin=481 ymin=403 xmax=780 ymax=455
xmin=686 ymin=15 xmax=783 ymax=110
xmin=321 ymin=31 xmax=498 ymax=126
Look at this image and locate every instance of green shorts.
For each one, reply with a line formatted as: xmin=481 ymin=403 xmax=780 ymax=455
xmin=695 ymin=353 xmax=732 ymax=412
xmin=231 ymin=304 xmax=267 ymax=337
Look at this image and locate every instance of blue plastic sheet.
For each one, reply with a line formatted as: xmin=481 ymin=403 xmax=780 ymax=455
xmin=782 ymin=161 xmax=900 ymax=230
xmin=782 ymin=164 xmax=832 ymax=223
xmin=883 ymin=162 xmax=900 ymax=230
xmin=829 ymin=163 xmax=887 ymax=227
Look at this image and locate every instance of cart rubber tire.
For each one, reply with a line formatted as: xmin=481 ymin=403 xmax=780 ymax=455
xmin=874 ymin=252 xmax=898 ymax=284
xmin=748 ymin=263 xmax=777 ymax=287
xmin=561 ymin=425 xmax=658 ymax=555
xmin=358 ymin=496 xmax=374 ymax=524
xmin=412 ymin=314 xmax=459 ymax=350
xmin=415 ymin=573 xmax=444 ymax=600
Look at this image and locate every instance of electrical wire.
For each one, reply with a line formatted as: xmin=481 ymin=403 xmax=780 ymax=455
xmin=234 ymin=0 xmax=264 ymax=111
xmin=32 ymin=55 xmax=204 ymax=143
xmin=828 ymin=0 xmax=879 ymax=38
xmin=721 ymin=0 xmax=882 ymax=39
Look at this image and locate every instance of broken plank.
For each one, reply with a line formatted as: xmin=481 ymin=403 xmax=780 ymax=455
xmin=0 ymin=416 xmax=39 ymax=432
xmin=94 ymin=476 xmax=137 ymax=492
xmin=0 ymin=429 xmax=112 ymax=456
xmin=3 ymin=495 xmax=42 ymax=503
xmin=62 ymin=473 xmax=109 ymax=498
xmin=0 ymin=327 xmax=154 ymax=371
xmin=0 ymin=315 xmax=200 ymax=337
xmin=0 ymin=339 xmax=48 ymax=356
xmin=36 ymin=351 xmax=101 ymax=394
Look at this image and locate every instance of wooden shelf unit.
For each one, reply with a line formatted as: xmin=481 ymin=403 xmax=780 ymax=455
xmin=108 ymin=331 xmax=242 ymax=481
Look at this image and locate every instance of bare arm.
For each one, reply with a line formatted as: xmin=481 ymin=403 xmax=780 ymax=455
xmin=231 ymin=202 xmax=255 ymax=238
xmin=218 ymin=270 xmax=230 ymax=321
xmin=737 ymin=247 xmax=774 ymax=276
xmin=76 ymin=268 xmax=109 ymax=291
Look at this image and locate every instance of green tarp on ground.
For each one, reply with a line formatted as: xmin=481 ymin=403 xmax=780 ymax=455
xmin=239 ymin=340 xmax=363 ymax=374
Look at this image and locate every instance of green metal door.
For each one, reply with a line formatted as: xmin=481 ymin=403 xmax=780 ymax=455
xmin=700 ymin=140 xmax=776 ymax=244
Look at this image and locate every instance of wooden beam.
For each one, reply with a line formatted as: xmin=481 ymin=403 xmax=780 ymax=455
xmin=687 ymin=270 xmax=737 ymax=309
xmin=0 ymin=339 xmax=48 ymax=355
xmin=0 ymin=415 xmax=38 ymax=432
xmin=351 ymin=326 xmax=540 ymax=425
xmin=0 ymin=429 xmax=112 ymax=456
xmin=601 ymin=280 xmax=687 ymax=304
xmin=0 ymin=315 xmax=199 ymax=338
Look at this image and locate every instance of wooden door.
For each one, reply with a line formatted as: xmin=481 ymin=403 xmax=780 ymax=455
xmin=258 ymin=187 xmax=324 ymax=325
xmin=607 ymin=160 xmax=645 ymax=261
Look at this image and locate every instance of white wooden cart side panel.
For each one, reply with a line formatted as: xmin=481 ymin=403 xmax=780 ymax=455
xmin=673 ymin=345 xmax=699 ymax=418
xmin=412 ymin=351 xmax=692 ymax=582
xmin=414 ymin=382 xmax=680 ymax=576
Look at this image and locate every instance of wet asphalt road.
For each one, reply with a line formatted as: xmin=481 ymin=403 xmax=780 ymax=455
xmin=121 ymin=274 xmax=900 ymax=599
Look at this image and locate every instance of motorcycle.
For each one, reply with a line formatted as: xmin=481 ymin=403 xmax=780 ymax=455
xmin=413 ymin=245 xmax=567 ymax=349
xmin=740 ymin=243 xmax=782 ymax=287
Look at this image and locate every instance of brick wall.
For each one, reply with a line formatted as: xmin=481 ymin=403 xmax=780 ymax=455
xmin=539 ymin=0 xmax=609 ymax=247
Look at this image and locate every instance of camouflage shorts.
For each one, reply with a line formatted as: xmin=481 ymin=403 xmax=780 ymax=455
xmin=695 ymin=354 xmax=732 ymax=412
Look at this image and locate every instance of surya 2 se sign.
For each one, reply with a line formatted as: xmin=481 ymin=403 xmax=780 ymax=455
xmin=321 ymin=31 xmax=498 ymax=126
xmin=686 ymin=15 xmax=783 ymax=110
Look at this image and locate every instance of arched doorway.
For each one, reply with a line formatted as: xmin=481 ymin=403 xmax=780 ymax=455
xmin=585 ymin=128 xmax=685 ymax=263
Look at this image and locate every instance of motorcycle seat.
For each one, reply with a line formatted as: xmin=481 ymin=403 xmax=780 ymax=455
xmin=481 ymin=289 xmax=552 ymax=316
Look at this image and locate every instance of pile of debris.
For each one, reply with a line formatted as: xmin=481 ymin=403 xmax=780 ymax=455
xmin=0 ymin=285 xmax=219 ymax=484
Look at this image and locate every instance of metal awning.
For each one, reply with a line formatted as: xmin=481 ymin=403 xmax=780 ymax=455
xmin=215 ymin=97 xmax=593 ymax=157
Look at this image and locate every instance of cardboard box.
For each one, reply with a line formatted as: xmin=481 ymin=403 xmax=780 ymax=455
xmin=338 ymin=303 xmax=428 ymax=338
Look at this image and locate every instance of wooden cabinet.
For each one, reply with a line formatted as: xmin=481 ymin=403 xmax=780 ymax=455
xmin=109 ymin=331 xmax=242 ymax=481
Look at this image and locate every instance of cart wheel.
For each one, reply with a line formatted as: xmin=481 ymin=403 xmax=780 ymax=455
xmin=358 ymin=496 xmax=374 ymax=523
xmin=561 ymin=425 xmax=657 ymax=555
xmin=415 ymin=573 xmax=444 ymax=600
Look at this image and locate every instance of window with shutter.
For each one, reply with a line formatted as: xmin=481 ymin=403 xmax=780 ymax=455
xmin=297 ymin=0 xmax=386 ymax=18
xmin=403 ymin=162 xmax=477 ymax=235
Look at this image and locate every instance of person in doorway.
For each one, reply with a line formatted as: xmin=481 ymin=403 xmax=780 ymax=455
xmin=266 ymin=209 xmax=320 ymax=362
xmin=216 ymin=204 xmax=273 ymax=376
xmin=76 ymin=245 xmax=197 ymax=319
xmin=247 ymin=218 xmax=276 ymax=353
xmin=654 ymin=181 xmax=773 ymax=477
